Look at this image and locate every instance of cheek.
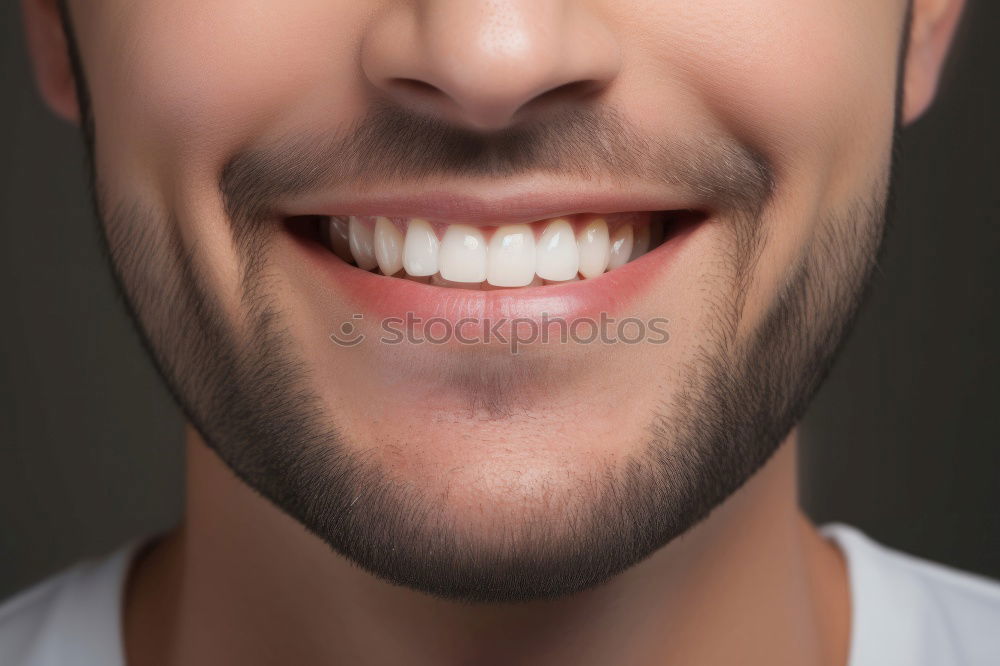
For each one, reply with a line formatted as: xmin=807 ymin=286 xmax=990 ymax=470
xmin=626 ymin=0 xmax=902 ymax=327
xmin=78 ymin=0 xmax=376 ymax=322
xmin=80 ymin=0 xmax=370 ymax=192
xmin=635 ymin=0 xmax=902 ymax=181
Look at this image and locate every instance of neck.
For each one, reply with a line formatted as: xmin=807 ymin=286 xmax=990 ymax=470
xmin=124 ymin=427 xmax=849 ymax=666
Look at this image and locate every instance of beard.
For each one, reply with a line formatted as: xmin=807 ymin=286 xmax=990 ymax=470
xmin=92 ymin=131 xmax=890 ymax=604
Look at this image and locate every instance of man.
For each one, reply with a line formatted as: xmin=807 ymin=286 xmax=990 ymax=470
xmin=2 ymin=0 xmax=998 ymax=663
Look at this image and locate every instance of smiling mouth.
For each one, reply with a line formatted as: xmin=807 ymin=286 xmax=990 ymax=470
xmin=288 ymin=210 xmax=701 ymax=291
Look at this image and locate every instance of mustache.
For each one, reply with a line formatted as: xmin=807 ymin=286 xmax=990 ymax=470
xmin=220 ymin=102 xmax=774 ymax=229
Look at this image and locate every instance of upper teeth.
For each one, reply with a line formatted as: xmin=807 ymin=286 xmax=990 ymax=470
xmin=402 ymin=219 xmax=440 ymax=277
xmin=607 ymin=224 xmax=635 ymax=271
xmin=347 ymin=216 xmax=378 ymax=270
xmin=487 ymin=224 xmax=536 ymax=287
xmin=329 ymin=214 xmax=660 ymax=288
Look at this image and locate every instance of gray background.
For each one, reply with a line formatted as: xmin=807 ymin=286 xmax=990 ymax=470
xmin=1 ymin=3 xmax=997 ymax=598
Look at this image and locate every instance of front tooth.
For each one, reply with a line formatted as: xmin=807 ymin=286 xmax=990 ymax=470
xmin=374 ymin=217 xmax=404 ymax=276
xmin=487 ymin=224 xmax=536 ymax=287
xmin=328 ymin=217 xmax=353 ymax=263
xmin=576 ymin=218 xmax=611 ymax=278
xmin=403 ymin=219 xmax=440 ymax=277
xmin=535 ymin=218 xmax=579 ymax=281
xmin=607 ymin=225 xmax=634 ymax=270
xmin=348 ymin=216 xmax=378 ymax=270
xmin=439 ymin=225 xmax=487 ymax=283
xmin=630 ymin=224 xmax=651 ymax=260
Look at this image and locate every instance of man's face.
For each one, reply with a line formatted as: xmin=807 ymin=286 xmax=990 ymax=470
xmin=58 ymin=0 xmax=906 ymax=600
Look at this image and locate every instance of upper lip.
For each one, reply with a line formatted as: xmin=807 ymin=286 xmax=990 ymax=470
xmin=278 ymin=179 xmax=707 ymax=226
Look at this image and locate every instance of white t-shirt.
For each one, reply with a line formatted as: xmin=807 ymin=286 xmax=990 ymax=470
xmin=1 ymin=523 xmax=999 ymax=665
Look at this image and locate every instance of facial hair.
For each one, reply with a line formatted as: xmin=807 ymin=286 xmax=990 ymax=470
xmin=59 ymin=2 xmax=902 ymax=603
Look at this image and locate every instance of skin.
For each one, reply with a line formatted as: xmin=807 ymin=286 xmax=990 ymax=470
xmin=22 ymin=0 xmax=964 ymax=664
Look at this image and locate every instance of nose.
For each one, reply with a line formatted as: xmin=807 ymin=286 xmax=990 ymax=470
xmin=361 ymin=0 xmax=621 ymax=131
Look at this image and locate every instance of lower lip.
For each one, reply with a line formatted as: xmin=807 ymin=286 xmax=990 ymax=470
xmin=289 ymin=217 xmax=702 ymax=327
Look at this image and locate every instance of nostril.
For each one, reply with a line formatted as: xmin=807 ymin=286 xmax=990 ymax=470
xmin=521 ymin=79 xmax=605 ymax=113
xmin=390 ymin=77 xmax=447 ymax=100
